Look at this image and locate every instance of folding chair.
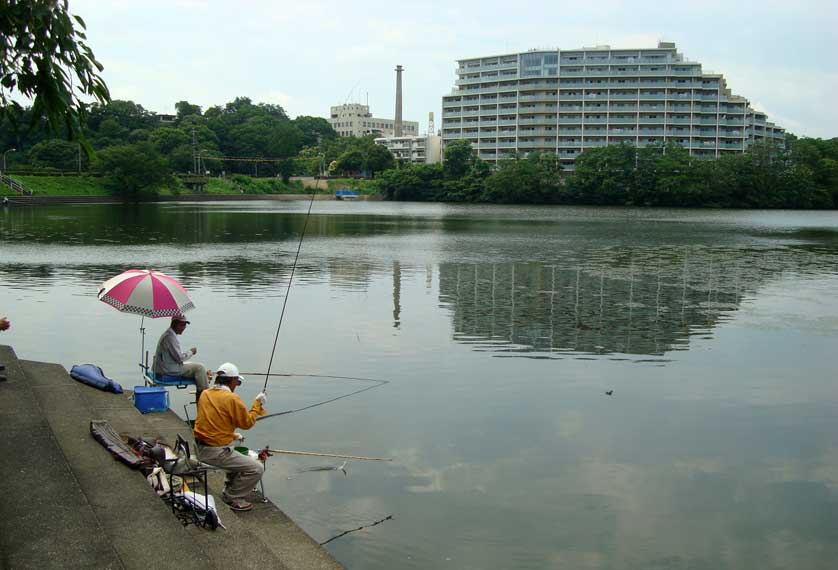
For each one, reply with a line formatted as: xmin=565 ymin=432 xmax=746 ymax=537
xmin=149 ymin=435 xmax=221 ymax=530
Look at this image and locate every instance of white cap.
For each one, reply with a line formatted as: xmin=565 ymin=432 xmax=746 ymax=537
xmin=215 ymin=362 xmax=244 ymax=384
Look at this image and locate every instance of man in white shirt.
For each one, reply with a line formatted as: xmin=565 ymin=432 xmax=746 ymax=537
xmin=152 ymin=315 xmax=208 ymax=396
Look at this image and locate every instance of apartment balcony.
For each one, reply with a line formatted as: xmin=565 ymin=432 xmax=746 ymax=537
xmin=604 ymin=81 xmax=640 ymax=89
xmin=518 ymin=140 xmax=556 ymax=149
xmin=609 ymin=117 xmax=637 ymax=124
xmin=558 ymin=116 xmax=583 ymax=124
xmin=518 ymin=105 xmax=558 ymax=113
xmin=518 ymin=128 xmax=559 ymax=137
xmin=636 ymin=139 xmax=667 ymax=147
xmin=559 ymin=129 xmax=583 ymax=136
xmin=518 ymin=118 xmax=557 ymax=126
xmin=638 ymin=93 xmax=666 ymax=100
xmin=480 ymin=141 xmax=517 ymax=148
xmin=518 ymin=81 xmax=559 ymax=91
xmin=558 ymin=141 xmax=583 ymax=148
xmin=638 ymin=129 xmax=665 ymax=135
xmin=583 ymin=117 xmax=608 ymax=124
xmin=635 ymin=69 xmax=671 ymax=76
xmin=519 ymin=94 xmax=559 ymax=103
xmin=559 ymin=105 xmax=584 ymax=111
xmin=455 ymin=76 xmax=486 ymax=86
xmin=583 ymin=140 xmax=609 ymax=148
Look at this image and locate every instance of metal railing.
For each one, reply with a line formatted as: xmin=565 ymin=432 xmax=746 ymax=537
xmin=0 ymin=173 xmax=33 ymax=195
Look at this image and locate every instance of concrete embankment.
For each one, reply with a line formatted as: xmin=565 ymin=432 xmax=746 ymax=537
xmin=0 ymin=344 xmax=343 ymax=570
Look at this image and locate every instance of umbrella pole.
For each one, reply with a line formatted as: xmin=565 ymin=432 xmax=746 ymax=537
xmin=140 ymin=316 xmax=146 ymax=372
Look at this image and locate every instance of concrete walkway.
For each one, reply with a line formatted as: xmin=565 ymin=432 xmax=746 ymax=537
xmin=0 ymin=345 xmax=343 ymax=570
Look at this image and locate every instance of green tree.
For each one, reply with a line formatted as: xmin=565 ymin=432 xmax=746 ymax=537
xmin=443 ymin=140 xmax=475 ymax=178
xmin=0 ymin=0 xmax=110 ymax=147
xmin=482 ymin=153 xmax=562 ymax=204
xmin=375 ymin=164 xmax=444 ymax=201
xmin=569 ymin=143 xmax=636 ymax=205
xmin=28 ymin=138 xmax=83 ymax=170
xmin=149 ymin=127 xmax=190 ymax=155
xmin=292 ymin=115 xmax=337 ymax=147
xmin=335 ymin=149 xmax=365 ymax=175
xmin=94 ymin=142 xmax=171 ymax=196
xmin=175 ymin=100 xmax=202 ymax=121
xmin=365 ymin=143 xmax=394 ymax=176
xmin=86 ymin=100 xmax=153 ymax=134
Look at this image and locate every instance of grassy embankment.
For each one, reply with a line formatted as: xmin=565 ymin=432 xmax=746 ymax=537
xmin=10 ymin=175 xmax=110 ymax=195
xmin=2 ymin=175 xmax=382 ymax=197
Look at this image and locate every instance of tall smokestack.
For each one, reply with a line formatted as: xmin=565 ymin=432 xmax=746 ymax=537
xmin=394 ymin=65 xmax=404 ymax=137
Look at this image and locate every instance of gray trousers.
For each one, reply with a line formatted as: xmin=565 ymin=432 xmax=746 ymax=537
xmin=196 ymin=444 xmax=264 ymax=500
xmin=181 ymin=362 xmax=208 ymax=390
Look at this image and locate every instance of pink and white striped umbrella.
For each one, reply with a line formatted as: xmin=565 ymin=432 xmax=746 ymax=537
xmin=97 ymin=269 xmax=195 ymax=318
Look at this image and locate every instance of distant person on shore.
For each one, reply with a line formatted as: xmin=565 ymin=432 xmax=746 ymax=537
xmin=0 ymin=315 xmax=10 ymax=382
xmin=152 ymin=315 xmax=208 ymax=397
xmin=193 ymin=362 xmax=267 ymax=512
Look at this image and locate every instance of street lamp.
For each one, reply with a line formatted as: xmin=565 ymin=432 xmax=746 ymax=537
xmin=2 ymin=148 xmax=16 ymax=173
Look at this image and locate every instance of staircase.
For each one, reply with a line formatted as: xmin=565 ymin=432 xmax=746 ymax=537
xmin=0 ymin=173 xmax=33 ymax=195
xmin=0 ymin=345 xmax=343 ymax=570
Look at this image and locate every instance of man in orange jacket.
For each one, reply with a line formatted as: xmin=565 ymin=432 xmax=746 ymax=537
xmin=193 ymin=362 xmax=267 ymax=512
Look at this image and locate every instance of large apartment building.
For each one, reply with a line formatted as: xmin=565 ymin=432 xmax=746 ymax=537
xmin=330 ymin=103 xmax=419 ymax=138
xmin=441 ymin=42 xmax=785 ymax=169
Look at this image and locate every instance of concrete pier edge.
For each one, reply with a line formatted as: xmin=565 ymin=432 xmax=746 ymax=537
xmin=0 ymin=344 xmax=343 ymax=570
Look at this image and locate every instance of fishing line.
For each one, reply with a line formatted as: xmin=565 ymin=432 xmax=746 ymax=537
xmin=319 ymin=515 xmax=394 ymax=546
xmin=255 ymin=375 xmax=389 ymax=422
xmin=262 ymin=178 xmax=320 ymax=393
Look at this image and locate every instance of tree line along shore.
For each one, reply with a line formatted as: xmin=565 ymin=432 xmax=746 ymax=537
xmin=2 ymin=97 xmax=837 ymax=208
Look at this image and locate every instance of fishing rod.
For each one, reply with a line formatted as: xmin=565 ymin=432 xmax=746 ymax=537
xmin=262 ymin=178 xmax=321 ymax=393
xmin=261 ymin=447 xmax=391 ymax=462
xmin=242 ymin=372 xmax=390 ymax=383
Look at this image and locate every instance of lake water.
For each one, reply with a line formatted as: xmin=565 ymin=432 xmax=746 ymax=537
xmin=2 ymin=201 xmax=838 ymax=570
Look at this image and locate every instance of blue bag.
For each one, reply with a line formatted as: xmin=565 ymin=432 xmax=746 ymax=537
xmin=70 ymin=364 xmax=124 ymax=394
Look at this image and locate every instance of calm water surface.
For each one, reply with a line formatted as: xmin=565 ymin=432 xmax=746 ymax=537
xmin=2 ymin=202 xmax=838 ymax=569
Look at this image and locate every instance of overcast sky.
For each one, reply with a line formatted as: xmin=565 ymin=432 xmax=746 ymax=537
xmin=71 ymin=0 xmax=837 ymax=138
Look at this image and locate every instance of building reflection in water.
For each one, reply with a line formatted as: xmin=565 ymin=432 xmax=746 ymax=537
xmin=437 ymin=250 xmax=755 ymax=359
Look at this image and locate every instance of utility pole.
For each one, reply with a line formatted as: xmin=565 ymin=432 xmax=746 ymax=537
xmin=191 ymin=127 xmax=197 ymax=174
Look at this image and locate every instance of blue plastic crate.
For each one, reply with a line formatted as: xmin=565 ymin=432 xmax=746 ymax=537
xmin=133 ymin=386 xmax=169 ymax=413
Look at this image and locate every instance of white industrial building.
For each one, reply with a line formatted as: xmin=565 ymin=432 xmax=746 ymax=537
xmin=375 ymin=135 xmax=443 ymax=164
xmin=329 ymin=103 xmax=419 ymax=138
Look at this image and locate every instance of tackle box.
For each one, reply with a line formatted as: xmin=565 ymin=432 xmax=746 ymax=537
xmin=133 ymin=386 xmax=169 ymax=413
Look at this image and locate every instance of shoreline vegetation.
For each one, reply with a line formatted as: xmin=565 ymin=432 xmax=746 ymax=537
xmin=1 ymin=97 xmax=836 ymax=208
